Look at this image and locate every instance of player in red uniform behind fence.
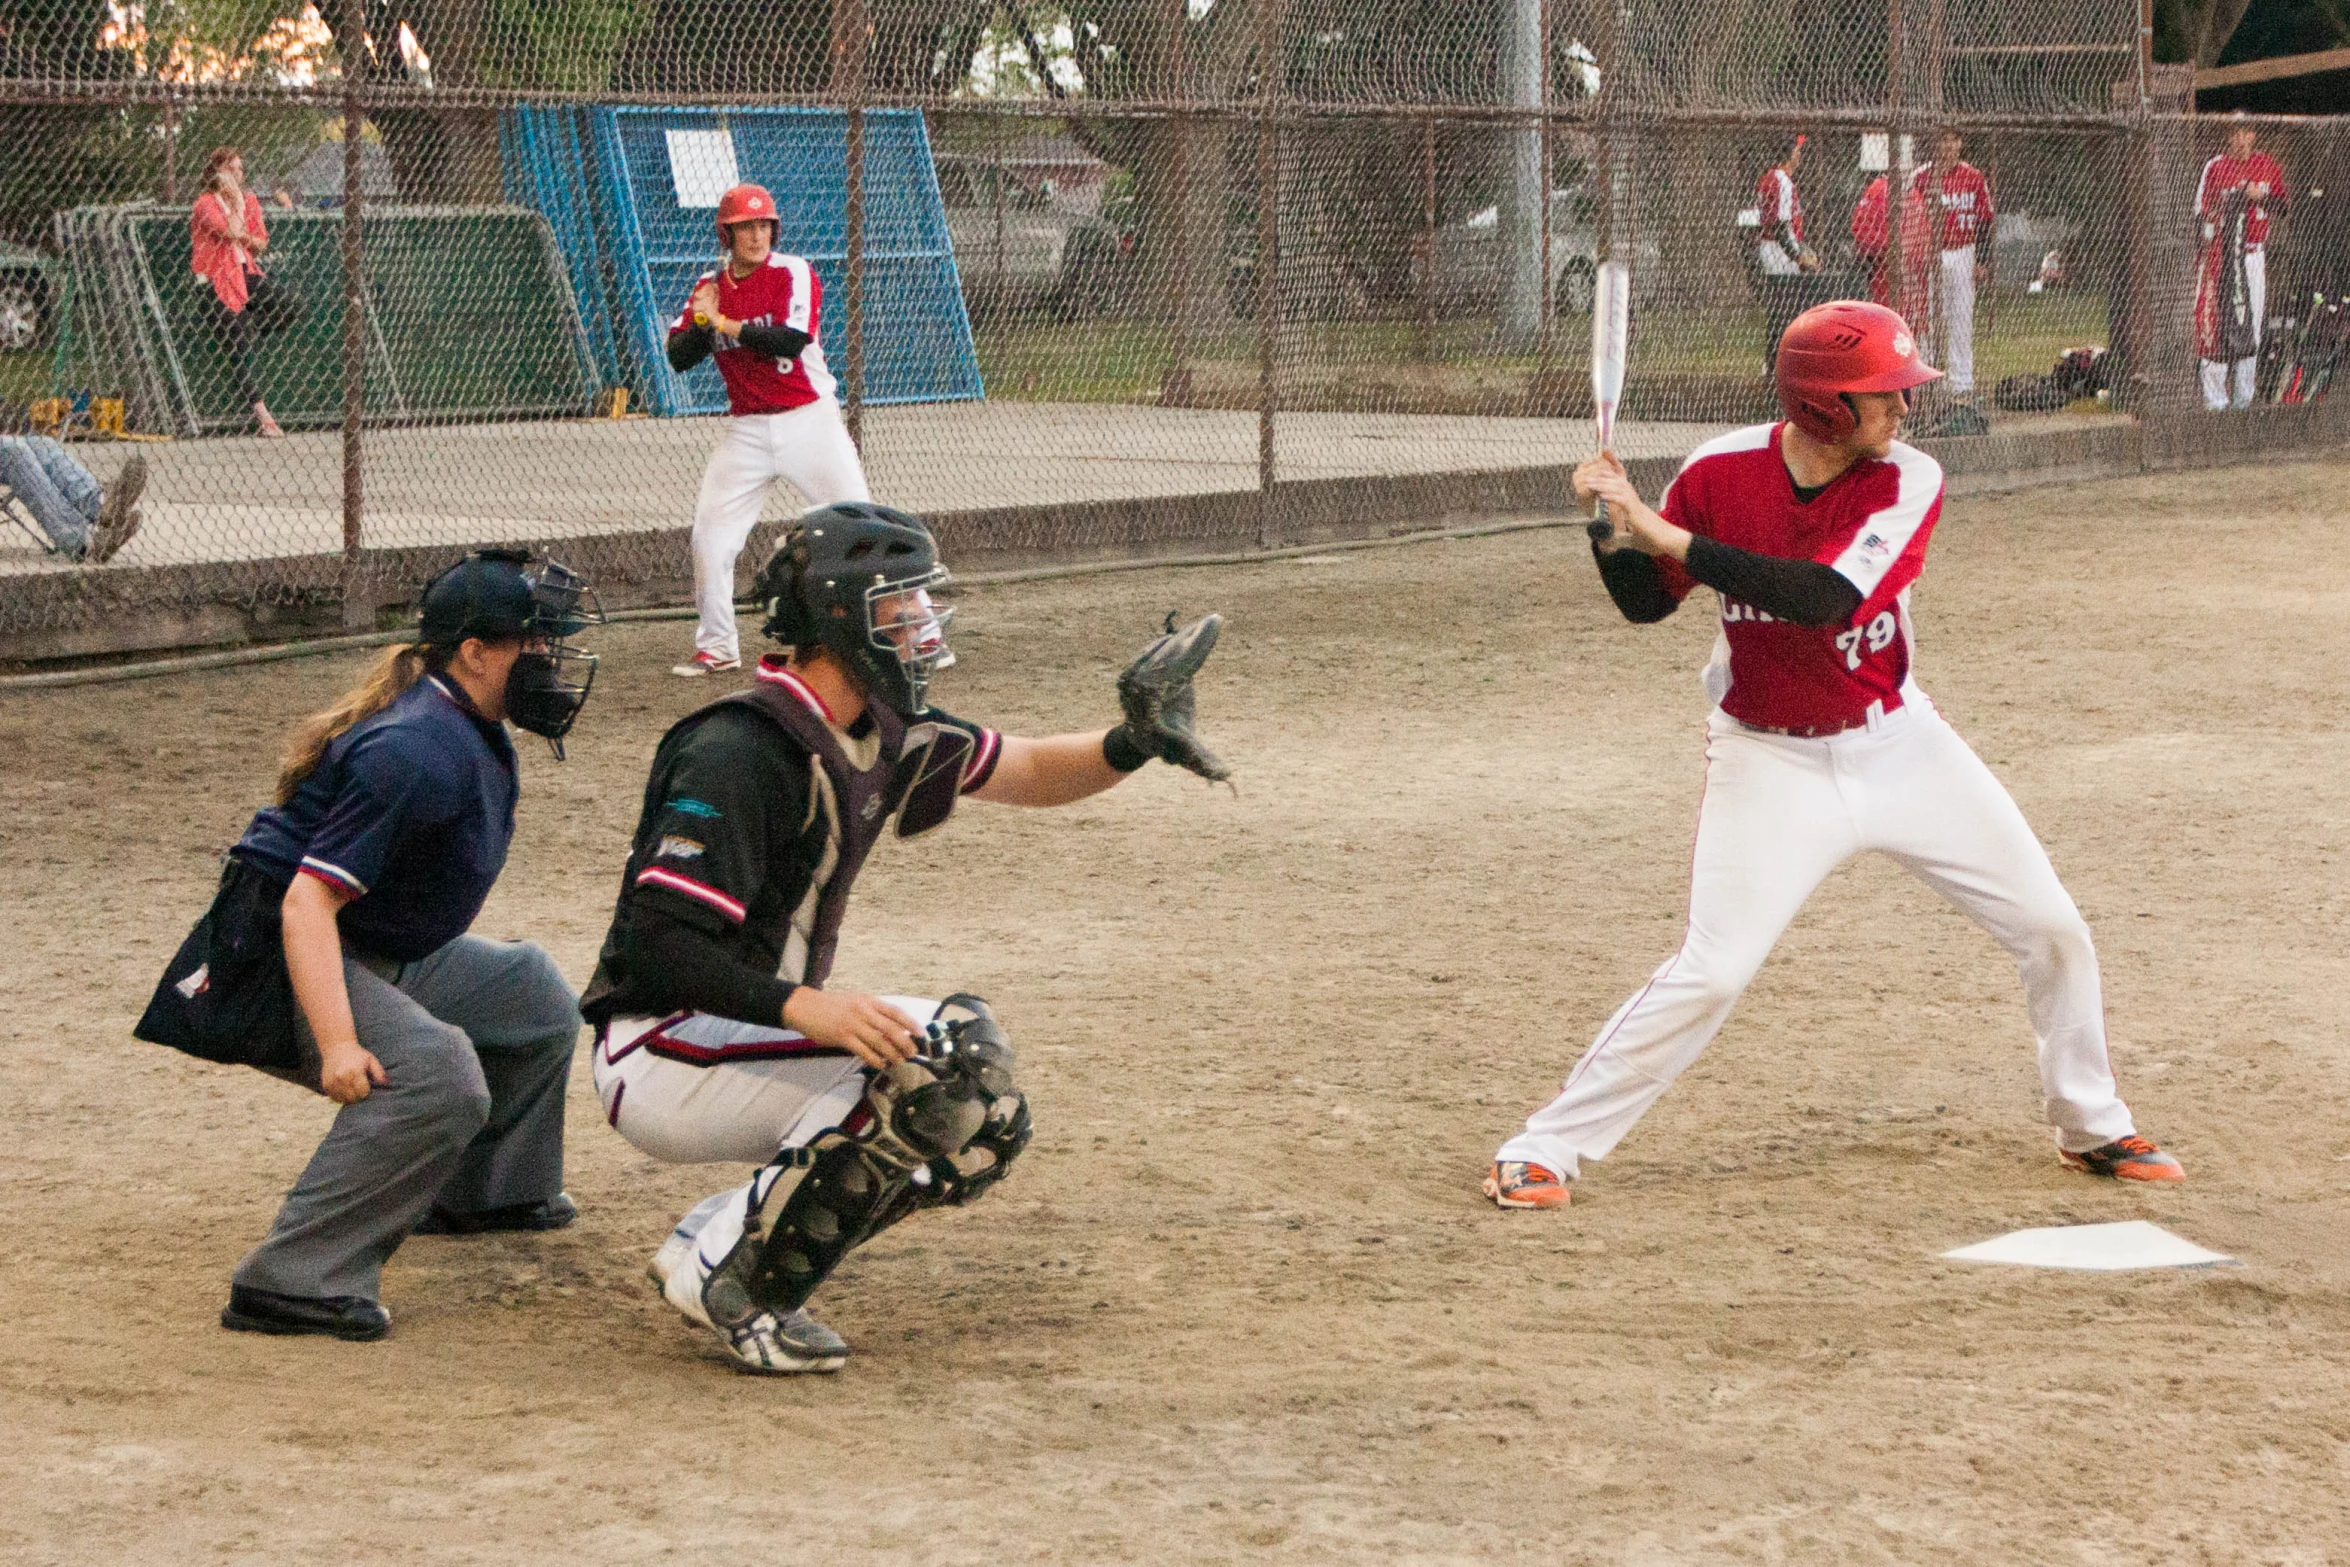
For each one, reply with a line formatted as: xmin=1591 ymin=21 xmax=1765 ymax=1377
xmin=1485 ymin=301 xmax=2182 ymax=1211
xmin=1910 ymin=128 xmax=1993 ymax=399
xmin=667 ymin=183 xmax=872 ymax=678
xmin=2195 ymin=117 xmax=2288 ymax=411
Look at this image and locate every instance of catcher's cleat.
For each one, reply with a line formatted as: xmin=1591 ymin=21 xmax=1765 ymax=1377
xmin=715 ymin=1307 xmax=850 ymax=1375
xmin=2060 ymin=1136 xmax=2185 ymax=1184
xmin=648 ymin=1229 xmax=693 ymax=1294
xmin=1484 ymin=1160 xmax=1572 ymax=1210
xmin=671 ymin=650 xmax=741 ymax=678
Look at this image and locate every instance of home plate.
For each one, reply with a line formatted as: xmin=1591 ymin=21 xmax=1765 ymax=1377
xmin=1941 ymin=1220 xmax=2234 ymax=1272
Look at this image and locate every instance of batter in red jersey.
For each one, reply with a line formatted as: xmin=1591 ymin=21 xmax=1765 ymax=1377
xmin=1485 ymin=301 xmax=2181 ymax=1211
xmin=1910 ymin=128 xmax=1993 ymax=396
xmin=2195 ymin=116 xmax=2288 ymax=411
xmin=667 ymin=182 xmax=872 ymax=678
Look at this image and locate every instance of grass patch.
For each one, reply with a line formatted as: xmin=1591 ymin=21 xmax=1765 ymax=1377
xmin=0 ymin=350 xmax=54 ymax=409
xmin=969 ymin=290 xmax=2110 ymax=405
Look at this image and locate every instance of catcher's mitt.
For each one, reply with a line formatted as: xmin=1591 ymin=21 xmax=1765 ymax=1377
xmin=1115 ymin=612 xmax=1231 ymax=783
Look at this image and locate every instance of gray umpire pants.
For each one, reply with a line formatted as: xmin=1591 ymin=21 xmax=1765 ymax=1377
xmin=232 ymin=935 xmax=581 ymax=1303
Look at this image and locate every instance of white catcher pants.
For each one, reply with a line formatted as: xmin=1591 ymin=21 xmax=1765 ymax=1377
xmin=690 ymin=401 xmax=871 ymax=663
xmin=592 ymin=998 xmax=942 ymax=1166
xmin=2201 ymin=247 xmax=2266 ymax=411
xmin=1498 ymin=698 xmax=2136 ymax=1181
xmin=594 ymin=1000 xmax=942 ymax=1322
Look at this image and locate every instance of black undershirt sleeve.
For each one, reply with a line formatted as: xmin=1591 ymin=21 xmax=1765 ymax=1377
xmin=666 ymin=323 xmax=714 ymax=372
xmin=617 ymin=899 xmax=798 ymax=1028
xmin=1682 ymin=534 xmax=1863 ymax=629
xmin=737 ymin=322 xmax=812 ymax=359
xmin=1592 ymin=543 xmax=1681 ymax=624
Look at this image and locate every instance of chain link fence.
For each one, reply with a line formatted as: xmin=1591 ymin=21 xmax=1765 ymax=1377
xmin=3 ymin=0 xmax=2346 ymax=661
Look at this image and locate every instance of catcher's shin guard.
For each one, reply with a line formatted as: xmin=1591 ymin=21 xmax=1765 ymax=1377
xmin=702 ymin=996 xmax=1028 ymax=1321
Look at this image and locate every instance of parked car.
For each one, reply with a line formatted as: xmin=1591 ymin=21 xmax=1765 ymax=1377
xmin=0 ymin=240 xmax=64 ymax=354
xmin=1431 ymin=187 xmax=1666 ymax=316
xmin=936 ymin=154 xmax=1133 ymax=320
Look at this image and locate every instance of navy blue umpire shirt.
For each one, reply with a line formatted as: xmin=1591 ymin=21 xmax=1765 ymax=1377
xmin=233 ymin=675 xmax=519 ymax=963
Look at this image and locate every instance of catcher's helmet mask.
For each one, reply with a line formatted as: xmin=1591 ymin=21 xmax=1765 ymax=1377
xmin=755 ymin=503 xmax=957 ymax=717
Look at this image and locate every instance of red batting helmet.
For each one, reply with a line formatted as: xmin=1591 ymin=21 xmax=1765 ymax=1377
xmin=1774 ymin=300 xmax=1942 ymax=443
xmin=714 ymin=183 xmax=776 ymax=238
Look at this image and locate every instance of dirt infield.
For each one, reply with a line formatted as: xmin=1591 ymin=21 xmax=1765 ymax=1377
xmin=4 ymin=458 xmax=2348 ymax=1564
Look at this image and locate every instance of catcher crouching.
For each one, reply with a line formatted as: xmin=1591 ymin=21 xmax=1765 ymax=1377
xmin=581 ymin=501 xmax=1228 ymax=1373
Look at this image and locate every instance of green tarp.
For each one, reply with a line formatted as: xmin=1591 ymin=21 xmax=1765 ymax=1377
xmin=55 ymin=203 xmax=600 ymax=436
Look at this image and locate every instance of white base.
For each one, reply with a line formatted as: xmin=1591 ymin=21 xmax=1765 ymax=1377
xmin=1942 ymin=1219 xmax=2232 ymax=1272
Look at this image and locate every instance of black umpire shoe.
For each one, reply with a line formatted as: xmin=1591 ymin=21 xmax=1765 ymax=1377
xmin=411 ymin=1192 xmax=578 ymax=1235
xmin=221 ymin=1286 xmax=391 ymax=1342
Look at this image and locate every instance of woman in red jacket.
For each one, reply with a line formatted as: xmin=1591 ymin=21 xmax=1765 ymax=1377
xmin=190 ymin=146 xmax=301 ymax=438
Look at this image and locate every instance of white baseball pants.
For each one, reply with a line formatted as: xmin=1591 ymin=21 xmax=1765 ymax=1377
xmin=592 ymin=999 xmax=941 ymax=1166
xmin=690 ymin=401 xmax=871 ymax=663
xmin=1498 ymin=699 xmax=2137 ymax=1182
xmin=2200 ymin=247 xmax=2265 ymax=411
xmin=1938 ymin=245 xmax=1977 ymax=393
xmin=597 ymin=1000 xmax=943 ymax=1327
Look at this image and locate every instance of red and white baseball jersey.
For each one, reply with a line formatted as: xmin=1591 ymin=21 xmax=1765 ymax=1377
xmin=2196 ymin=152 xmax=2287 ymax=248
xmin=1909 ymin=161 xmax=1992 ymax=250
xmin=670 ymin=252 xmax=837 ymax=415
xmin=1652 ymin=423 xmax=1945 ymax=732
xmin=1756 ymin=167 xmax=1804 ymax=245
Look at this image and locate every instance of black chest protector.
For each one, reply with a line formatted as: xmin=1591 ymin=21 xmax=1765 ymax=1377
xmin=720 ymin=681 xmax=977 ymax=987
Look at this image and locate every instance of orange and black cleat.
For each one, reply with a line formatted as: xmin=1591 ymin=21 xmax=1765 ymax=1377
xmin=2060 ymin=1135 xmax=2185 ymax=1184
xmin=1484 ymin=1160 xmax=1572 ymax=1210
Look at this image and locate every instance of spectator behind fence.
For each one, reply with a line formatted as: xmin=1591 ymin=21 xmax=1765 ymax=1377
xmin=1910 ymin=128 xmax=1994 ymax=399
xmin=2195 ymin=116 xmax=2288 ymax=411
xmin=0 ymin=436 xmax=145 ymax=564
xmin=191 ymin=146 xmax=303 ymax=439
xmin=1750 ymin=133 xmax=1822 ymax=374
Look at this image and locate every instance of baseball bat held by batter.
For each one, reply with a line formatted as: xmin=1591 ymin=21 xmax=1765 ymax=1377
xmin=1587 ymin=261 xmax=1632 ymax=543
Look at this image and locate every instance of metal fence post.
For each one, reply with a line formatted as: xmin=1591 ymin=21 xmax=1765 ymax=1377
xmin=1535 ymin=0 xmax=1555 ymax=380
xmin=1255 ymin=1 xmax=1282 ymax=548
xmin=2118 ymin=0 xmax=2156 ymax=419
xmin=340 ymin=1 xmax=370 ymax=630
xmin=1158 ymin=0 xmax=1196 ymax=406
xmin=1418 ymin=115 xmax=1436 ymax=362
xmin=1163 ymin=110 xmax=1194 ymax=405
xmin=1886 ymin=0 xmax=1907 ymax=338
xmin=836 ymin=0 xmax=868 ymax=450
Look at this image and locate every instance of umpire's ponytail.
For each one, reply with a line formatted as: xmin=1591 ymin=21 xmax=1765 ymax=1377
xmin=272 ymin=643 xmax=444 ymax=803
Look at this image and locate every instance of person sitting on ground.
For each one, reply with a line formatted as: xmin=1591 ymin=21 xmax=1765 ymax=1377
xmin=0 ymin=436 xmax=145 ymax=563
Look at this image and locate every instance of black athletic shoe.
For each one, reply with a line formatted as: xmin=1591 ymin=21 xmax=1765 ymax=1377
xmin=221 ymin=1286 xmax=391 ymax=1341
xmin=412 ymin=1193 xmax=578 ymax=1235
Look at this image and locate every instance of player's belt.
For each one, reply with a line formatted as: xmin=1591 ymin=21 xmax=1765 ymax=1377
xmin=1735 ymin=715 xmax=1873 ymax=739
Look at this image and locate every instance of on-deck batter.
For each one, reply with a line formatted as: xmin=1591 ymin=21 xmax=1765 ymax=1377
xmin=1485 ymin=300 xmax=2182 ymax=1211
xmin=667 ymin=182 xmax=871 ymax=678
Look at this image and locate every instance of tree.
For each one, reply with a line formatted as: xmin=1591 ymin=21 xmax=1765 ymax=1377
xmin=2155 ymin=0 xmax=2261 ymax=64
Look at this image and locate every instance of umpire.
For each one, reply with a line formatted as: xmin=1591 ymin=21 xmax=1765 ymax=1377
xmin=137 ymin=551 xmax=603 ymax=1341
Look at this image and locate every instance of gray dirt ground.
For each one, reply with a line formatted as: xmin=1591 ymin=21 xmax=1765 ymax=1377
xmin=2 ymin=458 xmax=2347 ymax=1564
